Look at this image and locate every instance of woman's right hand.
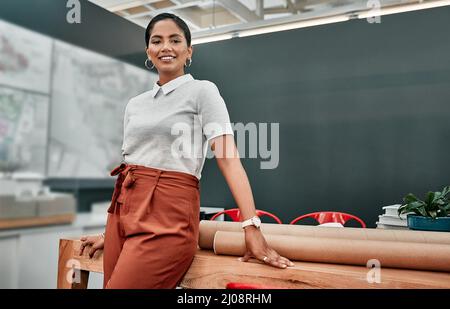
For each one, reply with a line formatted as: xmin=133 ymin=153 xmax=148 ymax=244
xmin=79 ymin=234 xmax=105 ymax=258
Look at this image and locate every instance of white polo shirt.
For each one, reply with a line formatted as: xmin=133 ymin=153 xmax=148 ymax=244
xmin=121 ymin=73 xmax=234 ymax=180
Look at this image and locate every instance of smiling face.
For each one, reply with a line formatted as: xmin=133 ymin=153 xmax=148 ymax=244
xmin=146 ymin=19 xmax=193 ymax=83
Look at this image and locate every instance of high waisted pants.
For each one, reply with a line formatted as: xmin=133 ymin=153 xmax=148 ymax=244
xmin=103 ymin=163 xmax=200 ymax=289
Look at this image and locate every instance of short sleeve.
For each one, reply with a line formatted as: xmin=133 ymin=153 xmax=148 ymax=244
xmin=197 ymin=81 xmax=234 ymax=141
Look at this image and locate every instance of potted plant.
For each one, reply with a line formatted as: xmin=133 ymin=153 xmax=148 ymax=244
xmin=398 ymin=186 xmax=450 ymax=232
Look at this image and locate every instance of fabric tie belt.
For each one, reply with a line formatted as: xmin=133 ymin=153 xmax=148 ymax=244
xmin=107 ymin=163 xmax=198 ymax=214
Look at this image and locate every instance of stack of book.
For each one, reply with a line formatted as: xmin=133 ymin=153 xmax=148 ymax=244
xmin=376 ymin=204 xmax=410 ymax=230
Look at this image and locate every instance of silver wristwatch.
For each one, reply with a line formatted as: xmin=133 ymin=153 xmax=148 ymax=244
xmin=241 ymin=216 xmax=261 ymax=229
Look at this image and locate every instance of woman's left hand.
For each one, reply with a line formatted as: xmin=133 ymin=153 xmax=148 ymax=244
xmin=239 ymin=226 xmax=295 ymax=269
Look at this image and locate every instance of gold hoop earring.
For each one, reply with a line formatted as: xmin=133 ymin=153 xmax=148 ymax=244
xmin=145 ymin=59 xmax=155 ymax=70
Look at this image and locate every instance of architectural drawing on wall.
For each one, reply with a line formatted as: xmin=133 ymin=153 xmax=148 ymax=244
xmin=48 ymin=40 xmax=157 ymax=178
xmin=0 ymin=19 xmax=52 ymax=94
xmin=0 ymin=87 xmax=49 ymax=175
xmin=0 ymin=19 xmax=156 ymax=178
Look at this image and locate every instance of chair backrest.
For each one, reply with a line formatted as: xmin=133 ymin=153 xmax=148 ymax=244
xmin=210 ymin=208 xmax=282 ymax=224
xmin=289 ymin=211 xmax=366 ymax=228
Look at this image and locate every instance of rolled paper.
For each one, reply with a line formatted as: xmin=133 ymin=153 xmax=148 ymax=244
xmin=213 ymin=231 xmax=450 ymax=272
xmin=199 ymin=220 xmax=450 ymax=249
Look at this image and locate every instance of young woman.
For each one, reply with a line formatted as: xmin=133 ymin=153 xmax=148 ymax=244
xmin=79 ymin=13 xmax=293 ymax=289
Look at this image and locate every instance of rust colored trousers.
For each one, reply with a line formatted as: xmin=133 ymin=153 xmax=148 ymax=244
xmin=103 ymin=163 xmax=200 ymax=289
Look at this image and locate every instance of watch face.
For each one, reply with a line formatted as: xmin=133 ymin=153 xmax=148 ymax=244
xmin=252 ymin=216 xmax=261 ymax=227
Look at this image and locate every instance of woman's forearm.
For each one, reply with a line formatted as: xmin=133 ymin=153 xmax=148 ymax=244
xmin=213 ymin=135 xmax=257 ymax=221
xmin=212 ymin=135 xmax=293 ymax=268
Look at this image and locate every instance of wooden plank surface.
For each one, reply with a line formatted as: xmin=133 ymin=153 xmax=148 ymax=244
xmin=57 ymin=238 xmax=450 ymax=289
xmin=180 ymin=250 xmax=450 ymax=289
xmin=0 ymin=214 xmax=75 ymax=230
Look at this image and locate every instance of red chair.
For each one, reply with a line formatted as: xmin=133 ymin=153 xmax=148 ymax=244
xmin=210 ymin=208 xmax=282 ymax=224
xmin=289 ymin=211 xmax=366 ymax=228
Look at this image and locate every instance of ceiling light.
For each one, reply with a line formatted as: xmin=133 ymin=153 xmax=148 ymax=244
xmin=238 ymin=15 xmax=350 ymax=38
xmin=192 ymin=15 xmax=349 ymax=45
xmin=192 ymin=33 xmax=236 ymax=45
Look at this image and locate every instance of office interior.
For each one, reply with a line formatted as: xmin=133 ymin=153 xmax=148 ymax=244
xmin=0 ymin=0 xmax=449 ymax=289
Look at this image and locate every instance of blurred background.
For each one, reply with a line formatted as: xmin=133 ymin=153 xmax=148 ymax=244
xmin=0 ymin=0 xmax=449 ymax=288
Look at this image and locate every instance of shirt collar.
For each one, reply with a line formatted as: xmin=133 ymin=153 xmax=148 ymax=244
xmin=150 ymin=74 xmax=194 ymax=98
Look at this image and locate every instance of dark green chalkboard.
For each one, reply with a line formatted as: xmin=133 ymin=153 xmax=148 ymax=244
xmin=190 ymin=7 xmax=450 ymax=227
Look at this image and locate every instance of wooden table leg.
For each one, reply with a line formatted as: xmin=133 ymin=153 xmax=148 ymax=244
xmin=57 ymin=238 xmax=90 ymax=289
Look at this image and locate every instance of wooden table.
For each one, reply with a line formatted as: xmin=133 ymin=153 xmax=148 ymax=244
xmin=57 ymin=238 xmax=450 ymax=289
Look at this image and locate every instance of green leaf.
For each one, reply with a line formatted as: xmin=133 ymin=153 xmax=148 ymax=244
xmin=427 ymin=201 xmax=440 ymax=211
xmin=433 ymin=191 xmax=442 ymax=202
xmin=398 ymin=204 xmax=407 ymax=216
xmin=441 ymin=186 xmax=450 ymax=197
xmin=425 ymin=191 xmax=435 ymax=206
xmin=435 ymin=199 xmax=446 ymax=206
xmin=416 ymin=206 xmax=428 ymax=217
xmin=399 ymin=201 xmax=426 ymax=215
xmin=403 ymin=193 xmax=420 ymax=204
xmin=428 ymin=210 xmax=438 ymax=219
xmin=439 ymin=203 xmax=450 ymax=216
xmin=408 ymin=201 xmax=426 ymax=209
xmin=399 ymin=188 xmax=450 ymax=218
xmin=403 ymin=202 xmax=427 ymax=217
xmin=437 ymin=206 xmax=448 ymax=217
xmin=411 ymin=208 xmax=422 ymax=216
xmin=398 ymin=202 xmax=414 ymax=214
